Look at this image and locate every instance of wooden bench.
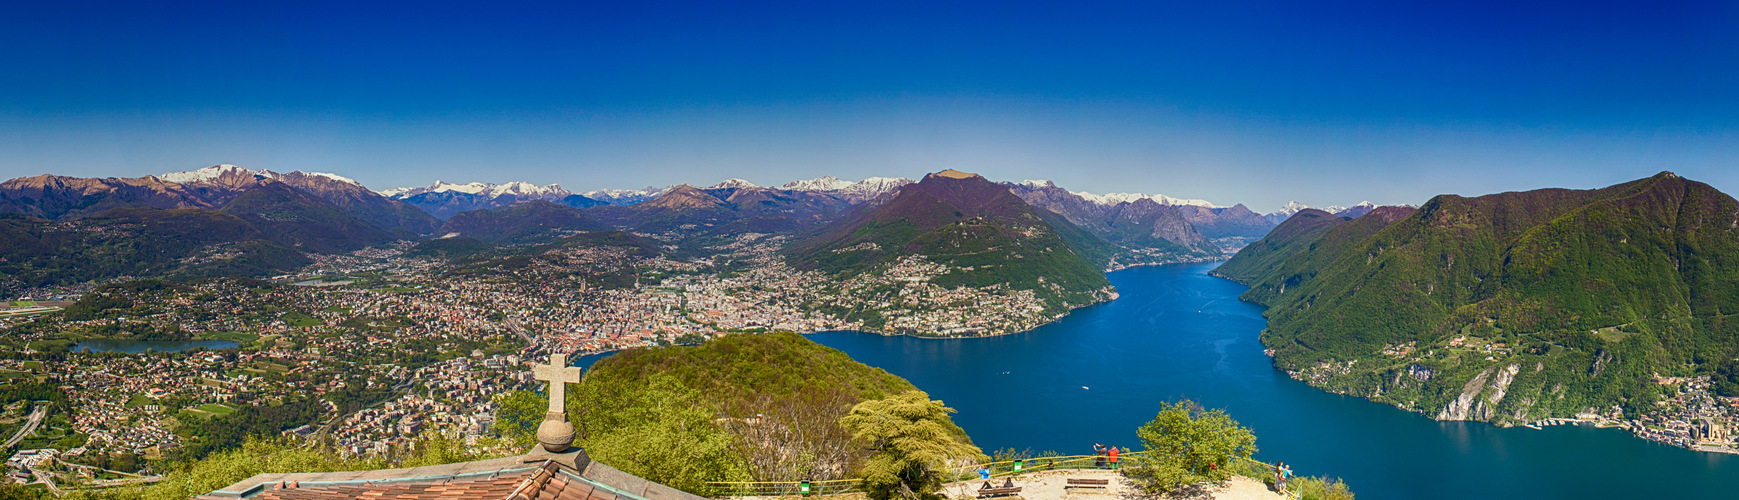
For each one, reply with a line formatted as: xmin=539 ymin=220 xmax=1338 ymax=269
xmin=1065 ymin=478 xmax=1109 ymax=490
xmin=976 ymin=486 xmax=1022 ymax=498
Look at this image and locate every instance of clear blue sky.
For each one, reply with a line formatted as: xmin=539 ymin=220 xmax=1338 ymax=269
xmin=2 ymin=0 xmax=1735 ymax=212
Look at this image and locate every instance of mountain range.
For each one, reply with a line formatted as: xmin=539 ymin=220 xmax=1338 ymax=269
xmin=1215 ymin=172 xmax=1739 ymax=424
xmin=0 ymin=164 xmax=1396 ymax=298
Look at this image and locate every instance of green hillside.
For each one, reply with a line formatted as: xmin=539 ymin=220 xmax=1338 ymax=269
xmin=1217 ymin=172 xmax=1739 ymax=424
xmin=0 ymin=209 xmax=308 ymax=293
xmin=789 ymin=170 xmax=1114 ymax=312
xmin=440 ymin=200 xmax=608 ymax=244
xmin=1211 ymin=209 xmax=1346 ymax=283
xmin=499 ymin=333 xmax=970 ymax=492
xmin=219 ymin=183 xmax=397 ymax=252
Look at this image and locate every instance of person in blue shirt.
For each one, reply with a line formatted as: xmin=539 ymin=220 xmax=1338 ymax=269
xmin=1274 ymin=462 xmax=1293 ymax=495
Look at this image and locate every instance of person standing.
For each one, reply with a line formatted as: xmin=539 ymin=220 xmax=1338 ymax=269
xmin=1107 ymin=446 xmax=1119 ymax=470
xmin=1093 ymin=444 xmax=1106 ymax=469
xmin=1274 ymin=461 xmax=1292 ymax=494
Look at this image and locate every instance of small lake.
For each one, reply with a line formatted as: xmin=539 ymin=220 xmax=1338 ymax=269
xmin=576 ymin=263 xmax=1739 ymax=499
xmin=75 ymin=339 xmax=239 ymax=354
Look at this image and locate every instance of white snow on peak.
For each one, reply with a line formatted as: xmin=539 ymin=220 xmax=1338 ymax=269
xmin=837 ymin=177 xmax=914 ymax=198
xmin=580 ymin=186 xmax=672 ymax=205
xmin=779 ymin=176 xmax=855 ymax=191
xmin=1074 ymin=191 xmax=1222 ymax=208
xmin=705 ymin=178 xmax=760 ymax=189
xmin=379 ymin=180 xmax=571 ymax=199
xmin=490 ymin=181 xmax=571 ymax=198
xmin=377 ymin=186 xmax=416 ymax=197
xmin=1267 ymin=201 xmax=1384 ymax=218
xmin=1018 ymin=179 xmax=1056 ymax=188
xmin=776 ymin=176 xmax=913 ymax=199
xmin=296 ymin=171 xmax=362 ymax=186
xmin=1270 ymin=201 xmax=1311 ymax=216
xmin=158 ymin=164 xmax=256 ymax=184
xmin=430 ymin=181 xmax=488 ymax=195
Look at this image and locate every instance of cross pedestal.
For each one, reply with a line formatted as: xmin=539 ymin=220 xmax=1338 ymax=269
xmin=532 ymin=353 xmax=584 ymax=453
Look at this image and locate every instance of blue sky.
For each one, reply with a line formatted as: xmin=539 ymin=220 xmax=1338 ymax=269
xmin=2 ymin=0 xmax=1736 ymax=211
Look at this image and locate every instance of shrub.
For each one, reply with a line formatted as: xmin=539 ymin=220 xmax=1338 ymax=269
xmin=1123 ymin=400 xmax=1258 ymax=493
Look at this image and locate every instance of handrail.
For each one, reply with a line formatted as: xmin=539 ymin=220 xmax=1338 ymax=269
xmin=706 ymin=453 xmax=1284 ymax=498
xmin=708 ymin=451 xmax=1165 ymax=497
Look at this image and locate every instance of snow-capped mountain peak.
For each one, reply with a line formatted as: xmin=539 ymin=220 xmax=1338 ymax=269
xmin=580 ymin=186 xmax=672 ymax=205
xmin=1270 ymin=201 xmax=1310 ymax=216
xmin=706 ymin=178 xmax=760 ymax=189
xmin=837 ymin=177 xmax=914 ymax=199
xmin=775 ymin=176 xmax=913 ymax=201
xmin=1018 ymin=179 xmax=1057 ymax=188
xmin=780 ymin=176 xmax=855 ymax=191
xmin=489 ymin=181 xmax=571 ymax=198
xmin=290 ymin=171 xmax=362 ymax=186
xmin=157 ymin=164 xmax=256 ymax=184
xmin=1073 ymin=191 xmax=1222 ymax=209
xmin=378 ymin=180 xmax=571 ymax=200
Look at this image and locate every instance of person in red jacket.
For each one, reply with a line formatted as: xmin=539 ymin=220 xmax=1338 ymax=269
xmin=1108 ymin=446 xmax=1120 ymax=470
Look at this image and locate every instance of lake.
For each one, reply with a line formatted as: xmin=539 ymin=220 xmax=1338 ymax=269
xmin=579 ymin=263 xmax=1739 ymax=499
xmin=75 ymin=339 xmax=240 ymax=353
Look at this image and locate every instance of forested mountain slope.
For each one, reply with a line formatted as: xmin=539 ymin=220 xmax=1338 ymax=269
xmin=789 ymin=170 xmax=1115 ymax=312
xmin=1216 ymin=172 xmax=1739 ymax=423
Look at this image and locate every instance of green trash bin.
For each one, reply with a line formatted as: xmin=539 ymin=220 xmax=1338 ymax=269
xmin=1013 ymin=459 xmax=1023 ymax=473
xmin=800 ymin=480 xmax=812 ymax=497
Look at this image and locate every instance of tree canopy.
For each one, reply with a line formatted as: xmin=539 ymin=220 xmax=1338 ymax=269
xmin=1124 ymin=399 xmax=1258 ymax=493
xmin=838 ymin=390 xmax=984 ymax=500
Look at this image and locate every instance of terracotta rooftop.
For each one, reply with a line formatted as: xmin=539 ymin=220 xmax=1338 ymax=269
xmin=197 ymin=451 xmax=704 ymax=500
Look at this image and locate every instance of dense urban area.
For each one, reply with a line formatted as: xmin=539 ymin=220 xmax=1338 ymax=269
xmin=0 ymin=227 xmax=1141 ymax=492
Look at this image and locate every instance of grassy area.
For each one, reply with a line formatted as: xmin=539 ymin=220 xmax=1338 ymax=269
xmin=0 ymin=370 xmax=34 ymax=381
xmin=281 ymin=312 xmax=322 ymax=328
xmin=202 ymin=330 xmax=260 ymax=343
xmin=251 ymin=360 xmax=291 ymax=373
xmin=7 ymin=301 xmax=37 ymax=308
xmin=320 ymin=305 xmax=351 ymax=314
xmin=125 ymin=393 xmax=155 ymax=409
xmin=195 ymin=403 xmax=237 ymax=415
xmin=20 ymin=361 xmax=39 ymax=371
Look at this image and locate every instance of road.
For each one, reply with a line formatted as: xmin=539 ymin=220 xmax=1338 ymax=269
xmin=2 ymin=404 xmax=48 ymax=450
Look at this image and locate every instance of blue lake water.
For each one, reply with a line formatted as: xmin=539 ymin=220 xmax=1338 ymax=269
xmin=582 ymin=263 xmax=1739 ymax=499
xmin=75 ymin=339 xmax=239 ymax=353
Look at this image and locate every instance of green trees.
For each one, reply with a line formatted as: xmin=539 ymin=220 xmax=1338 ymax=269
xmin=838 ymin=391 xmax=983 ymax=500
xmin=1292 ymin=476 xmax=1357 ymax=500
xmin=1124 ymin=400 xmax=1257 ymax=494
xmin=573 ymin=374 xmax=752 ymax=495
xmin=492 ymin=333 xmax=966 ymax=494
xmin=1216 ymin=173 xmax=1739 ymax=423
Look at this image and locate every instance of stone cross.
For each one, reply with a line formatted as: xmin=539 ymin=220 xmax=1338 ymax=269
xmin=531 ymin=353 xmax=584 ymax=453
xmin=533 ymin=353 xmax=584 ymax=413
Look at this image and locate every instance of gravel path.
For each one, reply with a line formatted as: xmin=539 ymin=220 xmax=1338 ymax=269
xmin=942 ymin=469 xmax=1284 ymax=500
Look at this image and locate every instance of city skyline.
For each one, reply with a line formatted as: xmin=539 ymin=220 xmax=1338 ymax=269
xmin=3 ymin=1 xmax=1736 ymax=212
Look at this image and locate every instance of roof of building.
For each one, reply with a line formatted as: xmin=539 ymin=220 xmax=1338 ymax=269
xmin=196 ymin=451 xmax=703 ymax=500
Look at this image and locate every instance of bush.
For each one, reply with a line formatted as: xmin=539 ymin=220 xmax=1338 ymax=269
xmin=1123 ymin=400 xmax=1258 ymax=493
xmin=1292 ymin=476 xmax=1356 ymax=500
xmin=839 ymin=391 xmax=983 ymax=500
